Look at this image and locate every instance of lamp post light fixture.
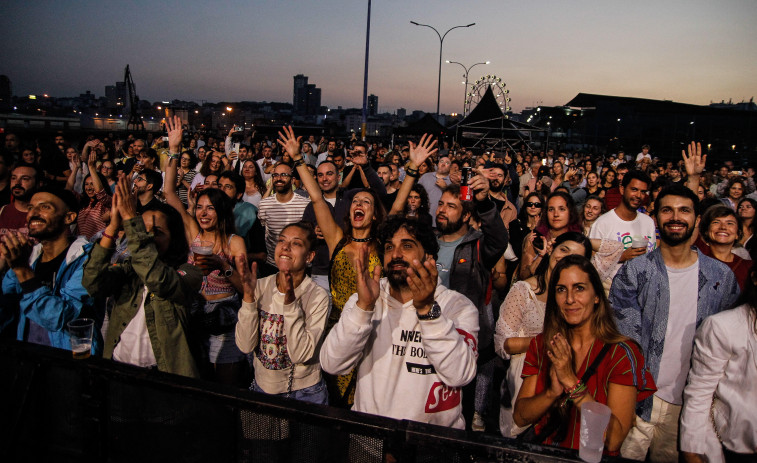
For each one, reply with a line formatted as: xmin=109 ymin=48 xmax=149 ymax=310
xmin=446 ymin=60 xmax=489 ymax=116
xmin=410 ymin=20 xmax=475 ymax=119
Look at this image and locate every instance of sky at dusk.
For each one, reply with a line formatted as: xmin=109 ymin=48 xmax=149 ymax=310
xmin=1 ymin=0 xmax=756 ymax=114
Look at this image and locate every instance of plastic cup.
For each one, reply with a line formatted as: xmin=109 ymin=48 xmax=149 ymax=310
xmin=579 ymin=401 xmax=612 ymax=463
xmin=67 ymin=318 xmax=94 ymax=359
xmin=191 ymin=241 xmax=214 ymax=275
xmin=631 ymin=237 xmax=648 ymax=249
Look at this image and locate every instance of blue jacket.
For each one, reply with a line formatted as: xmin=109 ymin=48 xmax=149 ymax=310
xmin=609 ymin=247 xmax=739 ymax=420
xmin=2 ymin=236 xmax=102 ymax=355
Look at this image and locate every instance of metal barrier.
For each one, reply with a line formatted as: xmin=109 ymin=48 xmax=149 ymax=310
xmin=0 ymin=341 xmax=615 ymax=463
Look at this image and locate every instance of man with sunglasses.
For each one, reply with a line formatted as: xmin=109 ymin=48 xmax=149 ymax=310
xmin=257 ymin=162 xmax=311 ymax=276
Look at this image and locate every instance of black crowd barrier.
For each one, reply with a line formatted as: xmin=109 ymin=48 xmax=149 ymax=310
xmin=0 ymin=341 xmax=626 ymax=463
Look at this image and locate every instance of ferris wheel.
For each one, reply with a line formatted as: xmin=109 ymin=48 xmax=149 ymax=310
xmin=465 ymin=75 xmax=512 ymax=117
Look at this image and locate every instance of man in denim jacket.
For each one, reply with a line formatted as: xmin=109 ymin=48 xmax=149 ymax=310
xmin=610 ymin=184 xmax=739 ymax=462
xmin=1 ymin=187 xmax=100 ymax=354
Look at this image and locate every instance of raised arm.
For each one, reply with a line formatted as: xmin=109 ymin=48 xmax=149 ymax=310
xmin=164 ymin=115 xmax=200 ymax=240
xmin=389 ymin=134 xmax=437 ymax=215
xmin=278 ymin=126 xmax=343 ymax=253
xmin=682 ymin=141 xmax=706 ymax=195
xmin=86 ymin=150 xmax=105 ymax=194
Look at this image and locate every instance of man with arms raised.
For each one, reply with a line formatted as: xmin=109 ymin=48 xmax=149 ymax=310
xmin=320 ymin=216 xmax=479 ymax=428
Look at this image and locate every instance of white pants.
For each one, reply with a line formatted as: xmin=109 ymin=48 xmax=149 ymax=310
xmin=621 ymin=395 xmax=681 ymax=462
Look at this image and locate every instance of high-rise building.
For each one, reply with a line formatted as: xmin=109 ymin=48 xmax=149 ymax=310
xmin=293 ymin=74 xmax=308 ymax=115
xmin=293 ymin=74 xmax=322 ymax=116
xmin=105 ymin=81 xmax=127 ymax=109
xmin=368 ymin=94 xmax=378 ymax=116
xmin=397 ymin=108 xmax=407 ymax=119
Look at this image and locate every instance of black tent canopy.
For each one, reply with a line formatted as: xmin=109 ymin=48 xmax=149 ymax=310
xmin=452 ymin=86 xmax=543 ymax=151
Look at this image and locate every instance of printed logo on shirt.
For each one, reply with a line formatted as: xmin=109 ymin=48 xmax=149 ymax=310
xmin=424 ymin=382 xmax=460 ymax=413
xmin=456 ymin=329 xmax=478 ymax=357
xmin=406 ymin=362 xmax=436 ymax=375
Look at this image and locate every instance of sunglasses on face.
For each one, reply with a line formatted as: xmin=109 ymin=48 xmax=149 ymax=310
xmin=525 ymin=202 xmax=543 ymax=208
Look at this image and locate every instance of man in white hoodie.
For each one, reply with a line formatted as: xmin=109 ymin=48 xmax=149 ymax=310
xmin=320 ymin=216 xmax=479 ymax=429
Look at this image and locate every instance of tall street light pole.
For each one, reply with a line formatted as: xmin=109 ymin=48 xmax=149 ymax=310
xmin=410 ymin=21 xmax=475 ymax=120
xmin=361 ymin=0 xmax=372 ymax=140
xmin=446 ymin=60 xmax=489 ymax=116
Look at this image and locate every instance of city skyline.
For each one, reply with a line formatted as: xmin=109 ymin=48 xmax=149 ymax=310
xmin=1 ymin=1 xmax=756 ymax=114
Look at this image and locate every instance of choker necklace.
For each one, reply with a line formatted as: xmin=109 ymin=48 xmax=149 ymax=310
xmin=350 ymin=236 xmax=372 ymax=243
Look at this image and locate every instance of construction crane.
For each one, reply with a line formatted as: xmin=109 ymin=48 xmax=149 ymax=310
xmin=124 ymin=65 xmax=145 ymax=132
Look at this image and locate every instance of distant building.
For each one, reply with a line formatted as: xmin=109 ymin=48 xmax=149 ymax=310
xmin=368 ymin=94 xmax=378 ymax=116
xmin=397 ymin=108 xmax=407 ymax=119
xmin=293 ymin=74 xmax=322 ymax=116
xmin=105 ymin=82 xmax=127 ymax=109
xmin=293 ymin=74 xmax=308 ymax=115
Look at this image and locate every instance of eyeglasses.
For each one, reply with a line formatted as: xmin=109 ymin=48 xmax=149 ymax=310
xmin=525 ymin=202 xmax=543 ymax=208
xmin=272 ymin=173 xmax=291 ymax=179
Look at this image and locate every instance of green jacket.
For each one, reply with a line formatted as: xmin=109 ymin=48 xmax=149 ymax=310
xmin=82 ymin=217 xmax=202 ymax=378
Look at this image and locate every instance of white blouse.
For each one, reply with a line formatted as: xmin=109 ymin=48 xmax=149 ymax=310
xmin=680 ymin=305 xmax=757 ymax=461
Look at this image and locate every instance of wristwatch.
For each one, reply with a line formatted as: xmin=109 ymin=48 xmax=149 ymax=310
xmin=417 ymin=301 xmax=441 ymax=320
xmin=223 ymin=266 xmax=234 ymax=278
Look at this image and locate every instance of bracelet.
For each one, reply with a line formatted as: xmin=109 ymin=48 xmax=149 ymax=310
xmin=102 ymin=230 xmax=115 ymax=241
xmin=405 ymin=167 xmax=420 ymax=178
xmin=292 ymin=157 xmax=305 ymax=168
xmin=559 ymin=380 xmax=588 ymax=407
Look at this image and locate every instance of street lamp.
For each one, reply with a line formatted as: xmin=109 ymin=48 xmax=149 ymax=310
xmin=410 ymin=20 xmax=475 ymax=118
xmin=446 ymin=60 xmax=489 ymax=116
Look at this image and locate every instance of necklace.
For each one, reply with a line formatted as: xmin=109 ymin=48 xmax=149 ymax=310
xmin=350 ymin=236 xmax=372 ymax=243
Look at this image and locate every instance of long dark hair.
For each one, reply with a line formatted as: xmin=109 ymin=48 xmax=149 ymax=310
xmin=242 ymin=159 xmax=266 ymax=195
xmin=543 ymin=255 xmax=627 ymax=349
xmin=532 ymin=232 xmax=592 ymax=295
xmin=196 ymin=188 xmax=236 ymax=253
xmin=80 ymin=171 xmax=111 ymax=208
xmin=535 ymin=191 xmax=582 ymax=236
xmin=145 ymin=203 xmax=191 ymax=268
xmin=343 ymin=188 xmax=387 ymax=246
xmin=518 ymin=192 xmax=544 ymax=224
xmin=405 ymin=183 xmax=430 ymax=217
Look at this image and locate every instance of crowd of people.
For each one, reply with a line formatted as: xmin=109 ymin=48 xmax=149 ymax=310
xmin=0 ymin=122 xmax=755 ymax=462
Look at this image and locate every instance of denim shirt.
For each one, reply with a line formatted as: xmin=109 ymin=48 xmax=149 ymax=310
xmin=2 ymin=236 xmax=101 ymax=354
xmin=609 ymin=247 xmax=739 ymax=420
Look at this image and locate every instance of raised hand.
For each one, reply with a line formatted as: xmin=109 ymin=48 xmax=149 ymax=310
xmin=165 ymin=115 xmax=184 ymax=153
xmin=546 ymin=333 xmax=578 ymax=390
xmin=407 ymin=134 xmax=438 ymax=169
xmin=277 ymin=125 xmax=302 ymax=160
xmin=469 ymin=167 xmax=490 ymax=201
xmin=235 ymin=255 xmax=258 ymax=302
xmin=681 ymin=141 xmax=706 ymax=176
xmin=115 ymin=176 xmax=138 ymax=221
xmin=406 ymin=257 xmax=438 ymax=314
xmin=354 ymin=245 xmax=381 ymax=311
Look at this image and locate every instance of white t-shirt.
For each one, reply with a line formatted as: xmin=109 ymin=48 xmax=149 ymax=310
xmin=656 ymin=261 xmax=699 ymax=404
xmin=112 ymin=285 xmax=157 ymax=368
xmin=589 ymin=209 xmax=656 ymax=252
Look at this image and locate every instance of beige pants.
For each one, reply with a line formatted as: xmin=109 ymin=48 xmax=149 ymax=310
xmin=621 ymin=396 xmax=681 ymax=462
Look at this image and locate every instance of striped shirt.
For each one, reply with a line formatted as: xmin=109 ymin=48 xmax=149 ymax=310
xmin=257 ymin=192 xmax=311 ymax=265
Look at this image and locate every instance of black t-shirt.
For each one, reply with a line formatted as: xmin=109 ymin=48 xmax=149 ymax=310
xmin=381 ymin=190 xmax=398 ymax=212
xmin=25 ymin=245 xmax=70 ymax=346
xmin=489 ymin=195 xmax=507 ymax=213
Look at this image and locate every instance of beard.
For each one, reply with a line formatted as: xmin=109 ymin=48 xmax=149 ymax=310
xmin=274 ymin=181 xmax=291 ymax=194
xmin=28 ymin=214 xmax=67 ymax=241
xmin=436 ymin=214 xmax=465 ymax=235
xmin=489 ymin=181 xmax=505 ymax=193
xmin=386 ymin=258 xmax=411 ymax=290
xmin=659 ymin=220 xmax=695 ymax=246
